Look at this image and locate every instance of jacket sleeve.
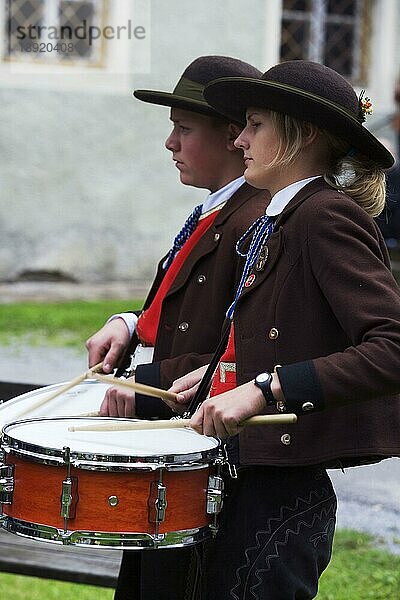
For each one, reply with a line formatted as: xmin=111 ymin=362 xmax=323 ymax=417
xmin=278 ymin=196 xmax=400 ymax=415
xmin=135 ymin=352 xmax=213 ymax=418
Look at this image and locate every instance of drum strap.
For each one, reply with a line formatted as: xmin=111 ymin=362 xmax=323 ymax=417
xmin=187 ymin=317 xmax=231 ymax=416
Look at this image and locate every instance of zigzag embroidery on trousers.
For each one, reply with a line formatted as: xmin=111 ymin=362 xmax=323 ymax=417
xmin=230 ymin=488 xmax=337 ymax=600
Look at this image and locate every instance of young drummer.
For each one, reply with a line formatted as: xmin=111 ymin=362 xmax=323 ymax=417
xmin=171 ymin=60 xmax=400 ymax=599
xmin=86 ymin=56 xmax=267 ymax=420
xmin=85 ymin=56 xmax=268 ymax=599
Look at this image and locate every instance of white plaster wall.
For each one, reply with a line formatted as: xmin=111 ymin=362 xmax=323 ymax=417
xmin=369 ymin=0 xmax=400 ymax=115
xmin=0 ymin=0 xmax=267 ymax=282
xmin=0 ymin=0 xmax=398 ymax=283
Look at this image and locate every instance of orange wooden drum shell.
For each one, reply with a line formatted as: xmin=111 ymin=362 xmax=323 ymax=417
xmin=4 ymin=455 xmax=211 ymax=534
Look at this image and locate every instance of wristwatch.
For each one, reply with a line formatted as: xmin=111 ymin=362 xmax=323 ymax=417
xmin=254 ymin=372 xmax=275 ymax=406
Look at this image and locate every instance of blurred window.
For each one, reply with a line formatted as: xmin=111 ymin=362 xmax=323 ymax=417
xmin=4 ymin=0 xmax=106 ymax=66
xmin=280 ymin=0 xmax=372 ymax=84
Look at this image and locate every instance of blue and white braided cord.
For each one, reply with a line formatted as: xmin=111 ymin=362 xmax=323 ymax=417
xmin=226 ymin=215 xmax=275 ymax=320
xmin=164 ymin=203 xmax=203 ymax=270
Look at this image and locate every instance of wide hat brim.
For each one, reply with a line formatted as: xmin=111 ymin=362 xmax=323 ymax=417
xmin=133 ymin=89 xmax=220 ymax=118
xmin=204 ymin=77 xmax=394 ymax=169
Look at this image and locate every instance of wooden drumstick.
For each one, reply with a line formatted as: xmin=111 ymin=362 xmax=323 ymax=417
xmin=68 ymin=413 xmax=297 ymax=432
xmin=75 ymin=378 xmax=180 ymax=416
xmin=12 ymin=362 xmax=104 ymax=419
xmin=89 ymin=373 xmax=179 ymax=405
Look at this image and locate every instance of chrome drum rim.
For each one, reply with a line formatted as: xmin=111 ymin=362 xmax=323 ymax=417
xmin=0 ymin=515 xmax=210 ymax=549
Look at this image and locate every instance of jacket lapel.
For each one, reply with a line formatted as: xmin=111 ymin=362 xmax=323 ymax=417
xmin=237 ymin=226 xmax=284 ymax=301
xmin=236 ymin=178 xmax=331 ymax=302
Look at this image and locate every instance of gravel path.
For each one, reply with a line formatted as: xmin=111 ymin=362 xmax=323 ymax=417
xmin=1 ymin=341 xmax=399 ymax=554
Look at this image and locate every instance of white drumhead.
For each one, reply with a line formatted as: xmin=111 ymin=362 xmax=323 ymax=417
xmin=3 ymin=418 xmax=219 ymax=456
xmin=0 ymin=380 xmax=110 ymax=428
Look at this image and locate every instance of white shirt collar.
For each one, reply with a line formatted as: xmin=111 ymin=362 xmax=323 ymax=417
xmin=202 ymin=176 xmax=245 ymax=215
xmin=265 ymin=176 xmax=321 ymax=216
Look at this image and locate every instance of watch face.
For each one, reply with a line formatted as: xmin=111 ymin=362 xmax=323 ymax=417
xmin=257 ymin=372 xmax=270 ymax=383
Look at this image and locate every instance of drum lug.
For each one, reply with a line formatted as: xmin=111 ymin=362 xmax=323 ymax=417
xmin=0 ymin=464 xmax=14 ymax=504
xmin=148 ymin=481 xmax=167 ymax=523
xmin=148 ymin=470 xmax=167 ymax=534
xmin=155 ymin=483 xmax=167 ymax=522
xmin=219 ymin=444 xmax=237 ymax=479
xmin=207 ymin=449 xmax=227 ymax=536
xmin=60 ymin=447 xmax=78 ymax=531
xmin=206 ymin=475 xmax=224 ymax=515
xmin=60 ymin=477 xmax=78 ymax=520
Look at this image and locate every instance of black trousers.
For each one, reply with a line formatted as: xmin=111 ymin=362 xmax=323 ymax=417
xmin=114 ymin=466 xmax=337 ymax=600
xmin=114 ymin=545 xmax=200 ymax=600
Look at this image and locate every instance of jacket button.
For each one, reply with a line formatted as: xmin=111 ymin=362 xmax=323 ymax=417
xmin=268 ymin=327 xmax=279 ymax=340
xmin=197 ymin=275 xmax=206 ymax=285
xmin=214 ymin=233 xmax=221 ymax=242
xmin=280 ymin=433 xmax=291 ymax=445
xmin=302 ymin=402 xmax=314 ymax=412
xmin=178 ymin=322 xmax=189 ymax=332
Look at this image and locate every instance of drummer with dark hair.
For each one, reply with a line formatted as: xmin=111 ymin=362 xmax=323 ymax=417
xmin=85 ymin=56 xmax=268 ymax=599
xmin=86 ymin=56 xmax=266 ymax=418
xmin=171 ymin=61 xmax=400 ymax=599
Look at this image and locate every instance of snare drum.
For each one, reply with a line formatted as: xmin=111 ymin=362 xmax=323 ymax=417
xmin=0 ymin=381 xmax=110 ymax=428
xmin=0 ymin=417 xmax=223 ymax=549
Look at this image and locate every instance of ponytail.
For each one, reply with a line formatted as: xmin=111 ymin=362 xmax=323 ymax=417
xmin=269 ymin=110 xmax=386 ymax=217
xmin=322 ymin=131 xmax=386 ymax=217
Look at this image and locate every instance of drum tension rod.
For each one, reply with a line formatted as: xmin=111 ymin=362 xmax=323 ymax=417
xmin=0 ymin=463 xmax=14 ymax=505
xmin=60 ymin=446 xmax=78 ymax=536
xmin=206 ymin=448 xmax=228 ymax=536
xmin=148 ymin=468 xmax=167 ymax=538
xmin=207 ymin=445 xmax=237 ymax=536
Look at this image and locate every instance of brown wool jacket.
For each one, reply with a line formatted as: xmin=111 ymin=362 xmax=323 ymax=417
xmin=232 ymin=178 xmax=400 ymax=467
xmin=132 ymin=182 xmax=269 ymax=417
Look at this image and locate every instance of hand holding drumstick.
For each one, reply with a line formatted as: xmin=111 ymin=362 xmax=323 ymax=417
xmin=86 ymin=318 xmax=131 ymax=374
xmin=169 ymin=366 xmax=287 ymax=439
xmin=12 ymin=363 xmax=183 ymax=420
xmin=92 ymin=373 xmax=186 ymax=416
xmin=68 ymin=365 xmax=296 ymax=434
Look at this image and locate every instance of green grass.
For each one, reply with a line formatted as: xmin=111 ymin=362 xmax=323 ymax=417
xmin=0 ymin=301 xmax=143 ymax=348
xmin=0 ymin=573 xmax=113 ymax=599
xmin=316 ymin=530 xmax=400 ymax=599
xmin=0 ymin=530 xmax=398 ymax=599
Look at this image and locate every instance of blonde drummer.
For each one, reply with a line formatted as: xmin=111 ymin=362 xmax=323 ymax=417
xmin=170 ymin=61 xmax=400 ymax=599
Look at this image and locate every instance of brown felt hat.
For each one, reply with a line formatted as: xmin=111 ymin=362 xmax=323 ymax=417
xmin=203 ymin=60 xmax=394 ymax=169
xmin=133 ymin=55 xmax=262 ymax=123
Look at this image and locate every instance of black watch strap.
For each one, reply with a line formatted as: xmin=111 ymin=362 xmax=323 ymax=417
xmin=254 ymin=372 xmax=275 ymax=406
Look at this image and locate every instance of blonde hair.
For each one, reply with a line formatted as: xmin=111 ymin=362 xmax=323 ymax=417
xmin=268 ymin=111 xmax=386 ymax=217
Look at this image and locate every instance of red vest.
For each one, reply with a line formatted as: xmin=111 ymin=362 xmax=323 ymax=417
xmin=137 ymin=210 xmax=219 ymax=346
